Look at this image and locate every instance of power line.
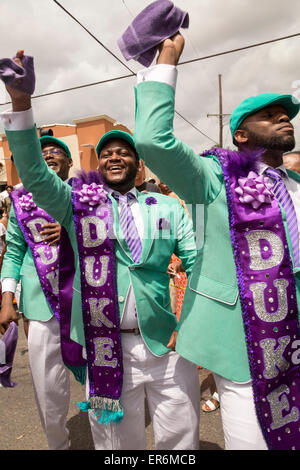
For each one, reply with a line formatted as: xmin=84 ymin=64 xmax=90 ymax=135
xmin=52 ymin=0 xmax=135 ymax=75
xmin=0 ymin=73 xmax=134 ymax=105
xmin=178 ymin=32 xmax=300 ymax=66
xmin=2 ymin=2 xmax=298 ymax=144
xmin=175 ymin=110 xmax=218 ymax=144
xmin=52 ymin=0 xmax=216 ymax=142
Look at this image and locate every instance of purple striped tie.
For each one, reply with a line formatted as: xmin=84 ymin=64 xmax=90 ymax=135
xmin=113 ymin=192 xmax=142 ymax=263
xmin=264 ymin=167 xmax=300 ymax=266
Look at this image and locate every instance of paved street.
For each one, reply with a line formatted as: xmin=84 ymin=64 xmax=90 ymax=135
xmin=0 ymin=324 xmax=224 ymax=451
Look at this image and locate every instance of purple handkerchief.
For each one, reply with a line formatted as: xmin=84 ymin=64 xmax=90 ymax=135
xmin=0 ymin=54 xmax=35 ymax=95
xmin=118 ymin=0 xmax=189 ymax=67
xmin=0 ymin=321 xmax=18 ymax=387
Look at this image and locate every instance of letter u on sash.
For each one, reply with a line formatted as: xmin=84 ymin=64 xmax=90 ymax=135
xmin=84 ymin=255 xmax=109 ymax=287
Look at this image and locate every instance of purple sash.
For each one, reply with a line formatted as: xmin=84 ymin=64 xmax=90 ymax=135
xmin=203 ymin=148 xmax=300 ymax=450
xmin=11 ymin=188 xmax=86 ymax=383
xmin=72 ymin=174 xmax=123 ymax=424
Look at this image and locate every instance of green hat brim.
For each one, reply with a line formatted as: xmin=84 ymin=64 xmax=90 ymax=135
xmin=40 ymin=136 xmax=72 ymax=159
xmin=230 ymin=93 xmax=300 ymax=139
xmin=96 ymin=130 xmax=139 ymax=159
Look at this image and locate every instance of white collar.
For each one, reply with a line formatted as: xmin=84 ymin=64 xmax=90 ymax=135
xmin=257 ymin=161 xmax=289 ymax=179
xmin=108 ymin=186 xmax=137 ymax=198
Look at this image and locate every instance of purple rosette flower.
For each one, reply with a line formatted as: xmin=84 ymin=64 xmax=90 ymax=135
xmin=78 ymin=183 xmax=107 ymax=206
xmin=157 ymin=217 xmax=170 ymax=230
xmin=235 ymin=171 xmax=273 ymax=209
xmin=145 ymin=196 xmax=157 ymax=206
xmin=18 ymin=192 xmax=37 ymax=211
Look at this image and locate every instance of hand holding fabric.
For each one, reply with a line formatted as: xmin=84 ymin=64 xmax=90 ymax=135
xmin=0 ymin=292 xmax=19 ymax=335
xmin=0 ymin=50 xmax=33 ymax=111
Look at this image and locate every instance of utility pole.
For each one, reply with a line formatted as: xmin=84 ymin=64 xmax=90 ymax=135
xmin=218 ymin=74 xmax=223 ymax=147
xmin=207 ymin=74 xmax=230 ymax=147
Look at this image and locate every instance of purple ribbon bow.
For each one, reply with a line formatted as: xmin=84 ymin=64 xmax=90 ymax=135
xmin=235 ymin=170 xmax=273 ymax=209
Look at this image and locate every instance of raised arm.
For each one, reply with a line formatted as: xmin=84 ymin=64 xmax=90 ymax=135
xmin=1 ymin=51 xmax=72 ymax=226
xmin=134 ymin=35 xmax=223 ymax=205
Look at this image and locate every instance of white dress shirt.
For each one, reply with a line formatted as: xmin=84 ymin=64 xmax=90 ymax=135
xmin=257 ymin=161 xmax=300 ymax=256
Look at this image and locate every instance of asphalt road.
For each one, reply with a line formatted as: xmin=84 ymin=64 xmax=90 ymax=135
xmin=0 ymin=323 xmax=225 ymax=451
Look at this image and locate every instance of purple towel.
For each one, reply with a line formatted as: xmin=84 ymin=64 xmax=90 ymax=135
xmin=0 ymin=322 xmax=18 ymax=387
xmin=117 ymin=0 xmax=189 ymax=67
xmin=0 ymin=54 xmax=35 ymax=95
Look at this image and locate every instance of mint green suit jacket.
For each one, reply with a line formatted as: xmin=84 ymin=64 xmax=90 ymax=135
xmin=5 ymin=126 xmax=197 ymax=356
xmin=1 ymin=204 xmax=53 ymax=321
xmin=134 ymin=80 xmax=300 ymax=381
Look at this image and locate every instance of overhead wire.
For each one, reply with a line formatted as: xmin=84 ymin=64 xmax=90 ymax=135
xmin=0 ymin=0 xmax=217 ymax=144
xmin=1 ymin=1 xmax=299 ymax=143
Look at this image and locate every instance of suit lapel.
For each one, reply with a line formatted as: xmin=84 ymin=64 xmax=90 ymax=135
xmin=137 ymin=192 xmax=159 ymax=265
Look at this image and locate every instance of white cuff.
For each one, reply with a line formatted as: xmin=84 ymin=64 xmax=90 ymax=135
xmin=1 ymin=278 xmax=18 ymax=294
xmin=137 ymin=64 xmax=177 ymax=89
xmin=0 ymin=107 xmax=34 ymax=130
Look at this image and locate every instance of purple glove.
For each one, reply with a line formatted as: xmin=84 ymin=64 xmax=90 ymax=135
xmin=0 ymin=54 xmax=35 ymax=95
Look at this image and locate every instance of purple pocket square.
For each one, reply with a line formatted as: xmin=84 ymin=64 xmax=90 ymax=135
xmin=0 ymin=322 xmax=18 ymax=388
xmin=0 ymin=54 xmax=35 ymax=95
xmin=117 ymin=0 xmax=189 ymax=67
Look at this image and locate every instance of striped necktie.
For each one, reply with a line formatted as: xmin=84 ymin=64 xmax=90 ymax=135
xmin=264 ymin=167 xmax=300 ymax=266
xmin=112 ymin=192 xmax=142 ymax=263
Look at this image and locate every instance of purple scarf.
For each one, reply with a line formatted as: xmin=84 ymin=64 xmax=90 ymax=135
xmin=11 ymin=188 xmax=86 ymax=384
xmin=202 ymin=148 xmax=300 ymax=450
xmin=72 ymin=172 xmax=123 ymax=424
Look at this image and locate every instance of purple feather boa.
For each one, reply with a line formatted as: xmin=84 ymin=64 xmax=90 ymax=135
xmin=202 ymin=147 xmax=265 ymax=179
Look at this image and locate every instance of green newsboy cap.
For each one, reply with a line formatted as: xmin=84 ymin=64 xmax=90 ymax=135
xmin=96 ymin=130 xmax=139 ymax=159
xmin=230 ymin=93 xmax=300 ymax=139
xmin=40 ymin=135 xmax=72 ymax=159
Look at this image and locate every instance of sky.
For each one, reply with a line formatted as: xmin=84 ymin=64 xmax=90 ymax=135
xmin=0 ymin=0 xmax=300 ymax=154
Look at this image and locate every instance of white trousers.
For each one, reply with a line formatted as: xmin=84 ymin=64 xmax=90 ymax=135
xmin=28 ymin=316 xmax=70 ymax=450
xmin=213 ymin=374 xmax=268 ymax=450
xmin=88 ymin=333 xmax=200 ymax=450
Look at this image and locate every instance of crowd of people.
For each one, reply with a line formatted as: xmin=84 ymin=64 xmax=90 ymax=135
xmin=1 ymin=1 xmax=300 ymax=453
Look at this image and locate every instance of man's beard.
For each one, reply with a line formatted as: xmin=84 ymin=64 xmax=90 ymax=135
xmin=247 ymin=130 xmax=295 ymax=152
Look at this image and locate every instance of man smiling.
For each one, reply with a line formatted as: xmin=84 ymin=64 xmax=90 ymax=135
xmin=0 ymin=51 xmax=200 ymax=450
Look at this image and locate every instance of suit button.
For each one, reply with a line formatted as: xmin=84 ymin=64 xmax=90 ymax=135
xmin=118 ymin=296 xmax=124 ymax=302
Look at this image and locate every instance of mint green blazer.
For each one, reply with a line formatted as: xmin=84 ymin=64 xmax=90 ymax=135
xmin=5 ymin=126 xmax=197 ymax=356
xmin=134 ymin=80 xmax=300 ymax=381
xmin=1 ymin=204 xmax=53 ymax=321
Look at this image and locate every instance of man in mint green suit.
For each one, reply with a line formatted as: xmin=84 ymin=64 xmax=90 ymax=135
xmin=0 ymin=51 xmax=200 ymax=450
xmin=0 ymin=136 xmax=74 ymax=450
xmin=133 ymin=34 xmax=300 ymax=450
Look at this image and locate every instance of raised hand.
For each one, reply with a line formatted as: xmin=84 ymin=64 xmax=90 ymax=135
xmin=0 ymin=292 xmax=19 ymax=335
xmin=2 ymin=50 xmax=33 ymax=111
xmin=157 ymin=33 xmax=185 ymax=66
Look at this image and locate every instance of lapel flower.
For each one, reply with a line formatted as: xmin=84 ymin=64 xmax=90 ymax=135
xmin=145 ymin=196 xmax=157 ymax=206
xmin=78 ymin=183 xmax=107 ymax=206
xmin=235 ymin=171 xmax=273 ymax=209
xmin=19 ymin=192 xmax=37 ymax=211
xmin=157 ymin=217 xmax=170 ymax=230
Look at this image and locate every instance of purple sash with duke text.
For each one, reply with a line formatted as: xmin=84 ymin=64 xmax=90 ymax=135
xmin=11 ymin=188 xmax=86 ymax=383
xmin=203 ymin=148 xmax=300 ymax=450
xmin=72 ymin=173 xmax=124 ymax=424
